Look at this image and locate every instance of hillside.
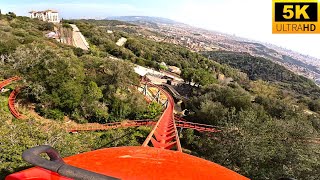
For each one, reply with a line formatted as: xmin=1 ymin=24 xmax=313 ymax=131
xmin=112 ymin=16 xmax=320 ymax=83
xmin=203 ymin=51 xmax=320 ymax=99
xmin=0 ymin=13 xmax=320 ymax=179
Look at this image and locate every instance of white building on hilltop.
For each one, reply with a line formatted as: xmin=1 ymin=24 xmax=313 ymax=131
xmin=29 ymin=10 xmax=60 ymax=23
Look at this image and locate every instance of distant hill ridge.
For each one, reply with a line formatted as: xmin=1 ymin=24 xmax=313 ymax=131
xmin=106 ymin=16 xmax=183 ymax=25
xmin=106 ymin=16 xmax=320 ymax=84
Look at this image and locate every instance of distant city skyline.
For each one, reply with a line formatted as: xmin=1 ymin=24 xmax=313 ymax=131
xmin=1 ymin=0 xmax=320 ymax=59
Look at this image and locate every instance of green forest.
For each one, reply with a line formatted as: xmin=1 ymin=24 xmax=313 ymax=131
xmin=0 ymin=13 xmax=319 ymax=180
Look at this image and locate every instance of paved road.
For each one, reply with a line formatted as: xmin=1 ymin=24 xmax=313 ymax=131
xmin=70 ymin=24 xmax=89 ymax=50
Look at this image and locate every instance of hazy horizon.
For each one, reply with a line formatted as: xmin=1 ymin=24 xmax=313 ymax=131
xmin=1 ymin=0 xmax=320 ymax=59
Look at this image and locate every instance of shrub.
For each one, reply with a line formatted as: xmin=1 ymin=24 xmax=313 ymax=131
xmin=38 ymin=22 xmax=54 ymax=31
xmin=73 ymin=47 xmax=85 ymax=57
xmin=44 ymin=109 xmax=64 ymax=120
xmin=36 ymin=106 xmax=64 ymax=121
xmin=62 ymin=23 xmax=72 ymax=29
xmin=6 ymin=12 xmax=16 ymax=21
xmin=308 ymin=100 xmax=320 ymax=112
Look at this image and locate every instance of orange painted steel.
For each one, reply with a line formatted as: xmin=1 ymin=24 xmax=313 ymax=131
xmin=8 ymin=87 xmax=25 ymax=119
xmin=6 ymin=82 xmax=250 ymax=179
xmin=6 ymin=146 xmax=250 ymax=180
xmin=142 ymin=84 xmax=182 ymax=152
xmin=176 ymin=121 xmax=221 ymax=133
xmin=68 ymin=119 xmax=221 ymax=133
xmin=174 ymin=114 xmax=187 ymax=121
xmin=0 ymin=76 xmax=21 ymax=90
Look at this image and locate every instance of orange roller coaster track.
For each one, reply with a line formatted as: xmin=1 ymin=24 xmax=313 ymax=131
xmin=142 ymin=85 xmax=182 ymax=151
xmin=68 ymin=119 xmax=221 ymax=133
xmin=176 ymin=120 xmax=221 ymax=133
xmin=67 ymin=120 xmax=157 ymax=132
xmin=0 ymin=77 xmax=25 ymax=119
xmin=8 ymin=87 xmax=25 ymax=119
xmin=0 ymin=76 xmax=21 ymax=90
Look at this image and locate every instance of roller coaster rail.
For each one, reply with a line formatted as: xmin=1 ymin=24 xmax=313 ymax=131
xmin=0 ymin=77 xmax=24 ymax=119
xmin=8 ymin=87 xmax=25 ymax=119
xmin=0 ymin=76 xmax=21 ymax=91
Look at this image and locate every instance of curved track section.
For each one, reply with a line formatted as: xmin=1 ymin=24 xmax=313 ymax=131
xmin=8 ymin=87 xmax=25 ymax=119
xmin=0 ymin=77 xmax=24 ymax=119
xmin=68 ymin=120 xmax=156 ymax=132
xmin=176 ymin=121 xmax=221 ymax=133
xmin=0 ymin=76 xmax=21 ymax=91
xmin=161 ymin=84 xmax=185 ymax=100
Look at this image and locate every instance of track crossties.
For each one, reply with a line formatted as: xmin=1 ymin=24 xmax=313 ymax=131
xmin=176 ymin=121 xmax=221 ymax=133
xmin=68 ymin=119 xmax=221 ymax=133
xmin=142 ymin=86 xmax=182 ymax=152
xmin=68 ymin=120 xmax=156 ymax=133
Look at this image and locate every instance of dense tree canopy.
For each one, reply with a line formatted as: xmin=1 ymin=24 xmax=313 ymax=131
xmin=181 ymin=80 xmax=320 ymax=179
xmin=204 ymin=51 xmax=320 ymax=99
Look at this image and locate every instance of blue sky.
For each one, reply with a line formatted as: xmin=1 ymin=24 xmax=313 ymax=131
xmin=1 ymin=0 xmax=320 ymax=59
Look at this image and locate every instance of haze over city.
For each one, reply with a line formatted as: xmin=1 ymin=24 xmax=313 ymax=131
xmin=1 ymin=0 xmax=320 ymax=59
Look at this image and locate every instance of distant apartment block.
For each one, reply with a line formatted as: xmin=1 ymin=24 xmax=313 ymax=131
xmin=29 ymin=10 xmax=60 ymax=23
